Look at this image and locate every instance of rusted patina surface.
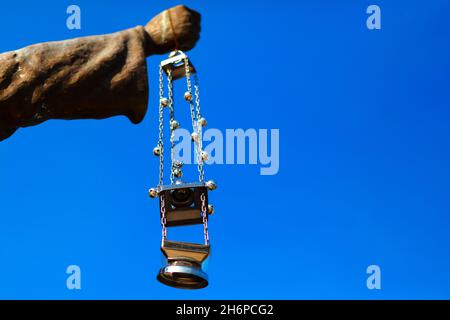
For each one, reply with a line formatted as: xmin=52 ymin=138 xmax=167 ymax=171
xmin=0 ymin=5 xmax=200 ymax=141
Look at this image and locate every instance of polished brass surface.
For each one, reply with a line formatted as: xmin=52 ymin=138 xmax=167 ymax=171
xmin=157 ymin=260 xmax=208 ymax=289
xmin=161 ymin=240 xmax=210 ymax=263
xmin=157 ymin=240 xmax=210 ymax=289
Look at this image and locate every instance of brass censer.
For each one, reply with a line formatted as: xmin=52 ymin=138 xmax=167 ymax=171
xmin=148 ymin=51 xmax=216 ymax=289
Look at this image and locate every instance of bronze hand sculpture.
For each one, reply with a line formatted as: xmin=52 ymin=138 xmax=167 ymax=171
xmin=0 ymin=5 xmax=201 ymax=141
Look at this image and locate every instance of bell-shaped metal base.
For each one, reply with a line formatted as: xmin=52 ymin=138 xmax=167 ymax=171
xmin=157 ymin=259 xmax=208 ymax=289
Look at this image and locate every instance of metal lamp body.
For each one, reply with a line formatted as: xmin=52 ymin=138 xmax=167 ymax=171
xmin=157 ymin=183 xmax=211 ymax=289
xmin=152 ymin=51 xmax=215 ymax=290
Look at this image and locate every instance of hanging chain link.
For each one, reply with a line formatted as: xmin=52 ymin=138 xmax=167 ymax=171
xmin=167 ymin=69 xmax=176 ymax=185
xmin=157 ymin=65 xmax=165 ymax=188
xmin=194 ymin=75 xmax=205 ymax=182
xmin=156 ymin=53 xmax=212 ymax=248
xmin=194 ymin=74 xmax=202 ymax=120
xmin=184 ymin=58 xmax=197 ymax=132
xmin=160 ymin=194 xmax=167 ymax=245
xmin=184 ymin=58 xmax=205 ymax=182
xmin=200 ymin=193 xmax=210 ymax=245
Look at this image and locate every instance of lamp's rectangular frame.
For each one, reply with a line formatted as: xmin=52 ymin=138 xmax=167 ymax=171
xmin=159 ymin=182 xmax=208 ymax=227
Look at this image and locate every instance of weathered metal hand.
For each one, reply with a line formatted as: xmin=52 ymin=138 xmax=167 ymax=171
xmin=0 ymin=5 xmax=201 ymax=141
xmin=145 ymin=5 xmax=201 ymax=55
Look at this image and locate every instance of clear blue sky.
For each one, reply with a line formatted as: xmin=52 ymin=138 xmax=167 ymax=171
xmin=1 ymin=0 xmax=450 ymax=299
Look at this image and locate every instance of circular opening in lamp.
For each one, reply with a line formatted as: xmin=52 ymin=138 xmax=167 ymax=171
xmin=170 ymin=188 xmax=195 ymax=208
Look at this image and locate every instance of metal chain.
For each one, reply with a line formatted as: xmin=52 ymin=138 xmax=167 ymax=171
xmin=157 ymin=65 xmax=165 ymax=188
xmin=194 ymin=74 xmax=202 ymax=120
xmin=184 ymin=58 xmax=204 ymax=182
xmin=156 ymin=53 xmax=210 ymax=248
xmin=194 ymin=75 xmax=205 ymax=182
xmin=200 ymin=193 xmax=210 ymax=245
xmin=184 ymin=58 xmax=197 ymax=132
xmin=160 ymin=194 xmax=167 ymax=245
xmin=167 ymin=69 xmax=176 ymax=185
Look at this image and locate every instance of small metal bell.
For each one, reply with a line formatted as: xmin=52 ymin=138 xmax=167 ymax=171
xmin=153 ymin=146 xmax=162 ymax=156
xmin=173 ymin=160 xmax=184 ymax=169
xmin=174 ymin=169 xmax=183 ymax=178
xmin=207 ymin=204 xmax=214 ymax=215
xmin=184 ymin=91 xmax=193 ymax=101
xmin=170 ymin=120 xmax=180 ymax=130
xmin=205 ymin=180 xmax=217 ymax=191
xmin=160 ymin=97 xmax=169 ymax=107
xmin=198 ymin=117 xmax=207 ymax=127
xmin=148 ymin=188 xmax=159 ymax=198
xmin=201 ymin=151 xmax=209 ymax=161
